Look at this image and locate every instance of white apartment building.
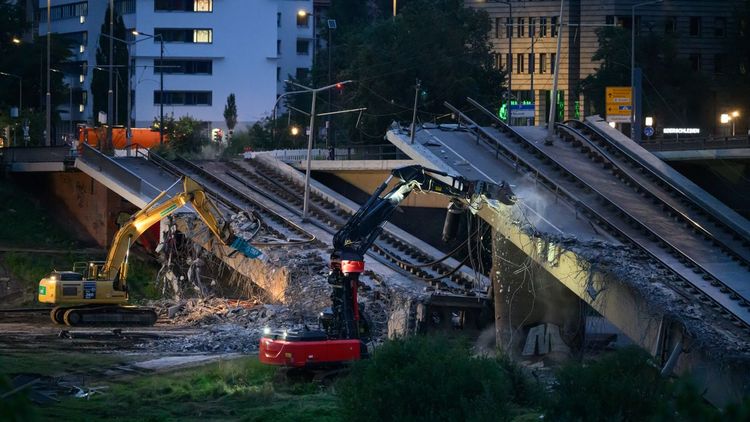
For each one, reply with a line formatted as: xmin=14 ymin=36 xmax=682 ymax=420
xmin=38 ymin=0 xmax=315 ymax=136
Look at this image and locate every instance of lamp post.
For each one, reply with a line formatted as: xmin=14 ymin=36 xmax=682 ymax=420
xmin=492 ymin=1 xmax=512 ymax=125
xmin=285 ymin=79 xmax=354 ymax=221
xmin=732 ymin=110 xmax=740 ymax=136
xmin=132 ymin=31 xmax=165 ymax=144
xmin=46 ymin=0 xmax=51 ymax=146
xmin=631 ymin=0 xmax=663 ymax=142
xmin=107 ymin=0 xmax=114 ymax=151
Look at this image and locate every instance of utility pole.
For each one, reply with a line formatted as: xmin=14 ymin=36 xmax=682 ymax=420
xmin=545 ymin=0 xmax=564 ymax=145
xmin=46 ymin=0 xmax=51 ymax=146
xmin=107 ymin=0 xmax=114 ymax=152
xmin=410 ymin=78 xmax=421 ymax=144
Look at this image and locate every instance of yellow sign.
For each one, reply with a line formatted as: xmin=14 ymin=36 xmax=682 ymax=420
xmin=605 ymin=86 xmax=632 ymax=123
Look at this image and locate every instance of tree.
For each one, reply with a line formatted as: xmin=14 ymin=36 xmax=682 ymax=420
xmin=312 ymin=0 xmax=505 ymax=143
xmin=223 ymin=93 xmax=238 ymax=138
xmin=91 ymin=6 xmax=130 ymax=128
xmin=0 ymin=0 xmax=74 ymax=145
xmin=155 ymin=114 xmax=207 ymax=155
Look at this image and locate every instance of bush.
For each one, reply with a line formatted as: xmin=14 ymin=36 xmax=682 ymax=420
xmin=548 ymin=346 xmax=668 ymax=421
xmin=337 ymin=335 xmax=528 ymax=422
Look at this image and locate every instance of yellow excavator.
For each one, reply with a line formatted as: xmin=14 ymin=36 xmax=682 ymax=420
xmin=38 ymin=177 xmax=261 ymax=326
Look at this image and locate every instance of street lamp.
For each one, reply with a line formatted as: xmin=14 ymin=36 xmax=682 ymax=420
xmin=631 ymin=0 xmax=663 ymax=142
xmin=132 ymin=30 xmax=165 ymax=144
xmin=12 ymin=37 xmax=21 ymax=44
xmin=285 ymin=79 xmax=354 ymax=221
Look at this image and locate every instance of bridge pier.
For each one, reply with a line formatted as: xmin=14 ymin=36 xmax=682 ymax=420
xmin=492 ymin=233 xmax=584 ymax=359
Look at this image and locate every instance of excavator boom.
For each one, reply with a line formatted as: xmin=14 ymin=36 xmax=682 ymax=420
xmin=38 ymin=176 xmax=261 ymax=326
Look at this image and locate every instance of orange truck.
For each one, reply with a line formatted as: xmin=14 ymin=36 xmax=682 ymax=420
xmin=78 ymin=126 xmax=167 ymax=149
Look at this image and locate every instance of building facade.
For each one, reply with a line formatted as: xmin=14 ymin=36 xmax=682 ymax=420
xmin=38 ymin=0 xmax=318 ymax=139
xmin=470 ymin=0 xmax=740 ymax=132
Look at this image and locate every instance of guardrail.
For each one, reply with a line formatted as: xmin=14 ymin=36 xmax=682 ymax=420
xmin=641 ymin=137 xmax=750 ymax=151
xmin=78 ymin=143 xmax=162 ymax=199
xmin=265 ymin=144 xmax=408 ymax=163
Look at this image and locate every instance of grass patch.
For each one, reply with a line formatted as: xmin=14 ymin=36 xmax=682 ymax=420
xmin=0 ymin=352 xmax=139 ymax=378
xmin=0 ymin=180 xmax=79 ymax=249
xmin=36 ymin=357 xmax=341 ymax=422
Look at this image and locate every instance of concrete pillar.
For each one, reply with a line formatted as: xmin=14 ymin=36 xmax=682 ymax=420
xmin=492 ymin=232 xmax=584 ymax=358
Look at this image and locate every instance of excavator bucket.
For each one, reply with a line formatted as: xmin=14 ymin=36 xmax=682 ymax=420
xmin=230 ymin=237 xmax=264 ymax=259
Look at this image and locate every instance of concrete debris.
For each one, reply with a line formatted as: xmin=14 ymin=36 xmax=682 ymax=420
xmin=522 ymin=323 xmax=571 ymax=359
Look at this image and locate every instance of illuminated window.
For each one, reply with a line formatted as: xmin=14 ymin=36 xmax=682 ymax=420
xmin=155 ymin=28 xmax=213 ymax=43
xmin=193 ymin=29 xmax=212 ymax=43
xmin=194 ymin=0 xmax=211 ymax=12
xmin=155 ymin=0 xmax=212 ymax=12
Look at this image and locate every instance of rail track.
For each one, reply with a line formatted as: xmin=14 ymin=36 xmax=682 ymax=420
xmin=449 ymin=98 xmax=750 ymax=331
xmin=146 ymin=151 xmax=489 ymax=293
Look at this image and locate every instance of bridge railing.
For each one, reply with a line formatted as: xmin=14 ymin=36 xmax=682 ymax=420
xmin=78 ymin=143 xmax=161 ymax=199
xmin=263 ymin=144 xmax=408 ymax=163
xmin=0 ymin=145 xmax=73 ymax=163
xmin=641 ymin=137 xmax=750 ymax=151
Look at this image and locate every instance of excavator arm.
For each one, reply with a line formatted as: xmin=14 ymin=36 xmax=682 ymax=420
xmin=101 ymin=177 xmax=257 ymax=290
xmin=333 ymin=164 xmax=516 ymax=261
xmin=327 ymin=164 xmax=515 ymax=340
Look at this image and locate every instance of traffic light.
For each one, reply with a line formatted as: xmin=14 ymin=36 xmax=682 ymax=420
xmin=213 ymin=129 xmax=223 ymax=143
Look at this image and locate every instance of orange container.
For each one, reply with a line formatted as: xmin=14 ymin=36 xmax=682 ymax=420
xmin=79 ymin=127 xmax=167 ymax=149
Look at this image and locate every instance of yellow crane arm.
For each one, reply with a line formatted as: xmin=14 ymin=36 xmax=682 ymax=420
xmin=101 ymin=177 xmax=235 ymax=289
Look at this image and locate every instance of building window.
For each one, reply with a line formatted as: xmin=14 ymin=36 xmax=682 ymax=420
xmin=528 ymin=53 xmax=534 ymax=74
xmin=493 ymin=53 xmax=502 ymax=69
xmin=689 ymin=53 xmax=701 ymax=71
xmin=517 ymin=53 xmax=524 ymax=74
xmin=277 ymin=40 xmax=281 ymax=55
xmin=715 ymin=17 xmax=727 ymax=37
xmin=507 ymin=53 xmax=512 ymax=71
xmin=155 ymin=28 xmax=213 ymax=43
xmin=714 ymin=54 xmax=725 ymax=74
xmin=539 ymin=53 xmax=547 ymax=73
xmin=154 ymin=90 xmax=212 ymax=106
xmin=277 ymin=12 xmax=281 ymax=27
xmin=114 ymin=0 xmax=135 ymax=15
xmin=296 ymin=39 xmax=310 ymax=55
xmin=154 ymin=59 xmax=212 ymax=74
xmin=295 ymin=67 xmax=309 ymax=80
xmin=529 ymin=17 xmax=536 ymax=37
xmin=39 ymin=1 xmax=88 ymax=22
xmin=506 ymin=17 xmax=512 ymax=38
xmin=277 ymin=66 xmax=281 ymax=81
xmin=155 ymin=0 xmax=212 ymax=12
xmin=517 ymin=18 xmax=525 ymax=37
xmin=689 ymin=17 xmax=701 ymax=36
xmin=297 ymin=12 xmax=310 ymax=27
xmin=495 ymin=17 xmax=502 ymax=38
xmin=63 ymin=31 xmax=88 ymax=52
xmin=551 ymin=53 xmax=556 ymax=73
xmin=664 ymin=17 xmax=676 ymax=34
xmin=551 ymin=16 xmax=558 ymax=37
xmin=606 ymin=15 xmax=615 ymax=25
xmin=540 ymin=17 xmax=547 ymax=37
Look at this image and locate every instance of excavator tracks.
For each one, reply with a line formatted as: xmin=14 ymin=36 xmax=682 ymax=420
xmin=51 ymin=305 xmax=158 ymax=326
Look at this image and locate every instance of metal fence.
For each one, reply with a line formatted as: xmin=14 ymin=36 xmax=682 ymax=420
xmin=0 ymin=145 xmax=73 ymax=163
xmin=641 ymin=136 xmax=750 ymax=151
xmin=267 ymin=144 xmax=409 ymax=163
